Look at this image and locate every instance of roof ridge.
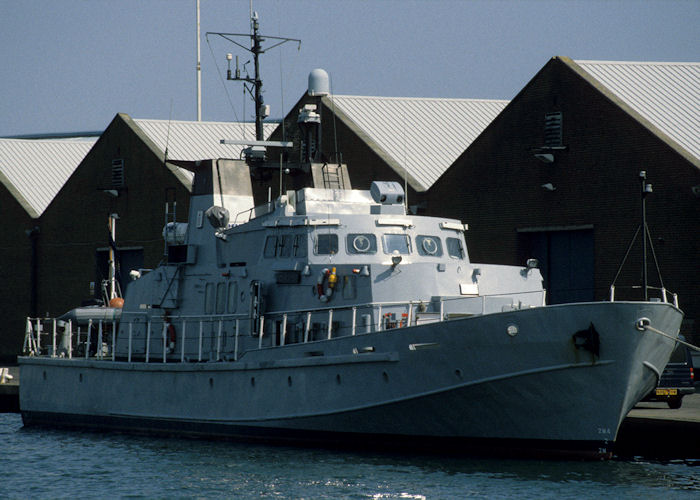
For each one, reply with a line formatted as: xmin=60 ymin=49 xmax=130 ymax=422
xmin=576 ymin=59 xmax=700 ymax=67
xmin=332 ymin=94 xmax=509 ymax=104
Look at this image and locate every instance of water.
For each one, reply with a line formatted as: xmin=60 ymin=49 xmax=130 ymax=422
xmin=2 ymin=413 xmax=697 ymax=499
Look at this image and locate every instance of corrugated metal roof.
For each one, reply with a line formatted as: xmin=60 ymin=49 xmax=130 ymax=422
xmin=575 ymin=60 xmax=700 ymax=161
xmin=0 ymin=138 xmax=96 ymax=218
xmin=133 ymin=119 xmax=278 ymax=161
xmin=328 ymin=95 xmax=508 ymax=191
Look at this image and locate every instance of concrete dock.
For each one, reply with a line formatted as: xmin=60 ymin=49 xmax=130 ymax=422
xmin=2 ymin=365 xmax=697 ymax=458
xmin=0 ymin=366 xmax=19 ymax=413
xmin=615 ymin=393 xmax=699 ymax=459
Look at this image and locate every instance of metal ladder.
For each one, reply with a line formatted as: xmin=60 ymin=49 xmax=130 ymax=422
xmin=321 ymin=163 xmax=345 ymax=190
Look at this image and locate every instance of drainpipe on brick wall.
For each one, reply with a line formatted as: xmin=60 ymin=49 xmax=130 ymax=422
xmin=26 ymin=226 xmax=40 ymax=317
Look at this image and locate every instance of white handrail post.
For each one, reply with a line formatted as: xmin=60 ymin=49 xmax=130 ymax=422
xmin=327 ymin=309 xmax=333 ymax=339
xmin=86 ymin=319 xmax=92 ymax=359
xmin=145 ymin=321 xmax=151 ymax=363
xmin=281 ymin=314 xmax=288 ymax=346
xmin=234 ymin=319 xmax=239 ymax=361
xmin=67 ymin=320 xmax=72 ymax=359
xmin=217 ymin=319 xmax=222 ymax=361
xmin=128 ymin=323 xmax=133 ymax=363
xmin=111 ymin=321 xmax=116 ymax=361
xmin=378 ymin=305 xmax=383 ymax=332
xmin=258 ymin=316 xmax=265 ymax=348
xmin=407 ymin=302 xmax=412 ymax=327
xmin=36 ymin=318 xmax=41 ymax=352
xmin=162 ymin=322 xmax=167 ymax=363
xmin=661 ymin=288 xmax=668 ymax=304
xmin=180 ymin=320 xmax=186 ymax=363
xmin=610 ymin=285 xmax=615 ymax=302
xmin=51 ymin=319 xmax=57 ymax=358
xmin=351 ymin=307 xmax=357 ymax=336
xmin=97 ymin=320 xmax=103 ymax=360
xmin=440 ymin=299 xmax=444 ymax=322
xmin=304 ymin=311 xmax=311 ymax=343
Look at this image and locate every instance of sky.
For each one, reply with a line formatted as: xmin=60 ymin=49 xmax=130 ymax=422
xmin=1 ymin=0 xmax=698 ymax=137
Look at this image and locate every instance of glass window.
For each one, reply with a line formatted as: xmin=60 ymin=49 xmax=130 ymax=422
xmin=383 ymin=234 xmax=411 ymax=254
xmin=227 ymin=282 xmax=238 ymax=313
xmin=315 ymin=234 xmax=338 ymax=255
xmin=347 ymin=233 xmax=377 ymax=254
xmin=216 ymin=282 xmax=227 ymax=314
xmin=204 ymin=283 xmax=215 ymax=314
xmin=446 ymin=237 xmax=465 ymax=260
xmin=263 ymin=236 xmax=277 ymax=258
xmin=416 ymin=235 xmax=443 ymax=256
xmin=278 ymin=235 xmax=292 ymax=258
xmin=293 ymin=234 xmax=307 ymax=257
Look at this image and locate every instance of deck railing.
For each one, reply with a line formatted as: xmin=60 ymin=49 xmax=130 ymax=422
xmin=609 ymin=285 xmax=678 ymax=308
xmin=22 ymin=290 xmax=545 ymax=363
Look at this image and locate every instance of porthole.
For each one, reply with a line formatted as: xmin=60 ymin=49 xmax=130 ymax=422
xmin=209 ymin=377 xmax=214 ymax=387
xmin=455 ymin=369 xmax=463 ymax=379
xmin=506 ymin=324 xmax=519 ymax=337
xmin=382 ymin=371 xmax=389 ymax=382
xmin=336 ymin=374 xmax=341 ymax=385
xmin=422 ymin=237 xmax=438 ymax=255
xmin=352 ymin=235 xmax=371 ymax=252
xmin=250 ymin=377 xmax=255 ymax=387
xmin=287 ymin=376 xmax=292 ymax=387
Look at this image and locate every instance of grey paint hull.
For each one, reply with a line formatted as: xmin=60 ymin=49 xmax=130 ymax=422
xmin=19 ymin=301 xmax=682 ymax=459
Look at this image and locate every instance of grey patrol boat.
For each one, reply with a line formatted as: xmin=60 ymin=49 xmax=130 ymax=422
xmin=19 ymin=158 xmax=684 ymax=459
xmin=18 ymin=13 xmax=685 ymax=459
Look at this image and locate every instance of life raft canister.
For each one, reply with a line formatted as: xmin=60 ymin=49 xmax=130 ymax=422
xmin=317 ymin=267 xmax=338 ymax=302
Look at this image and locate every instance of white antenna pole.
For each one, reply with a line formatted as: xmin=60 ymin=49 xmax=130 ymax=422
xmin=196 ymin=0 xmax=202 ymax=121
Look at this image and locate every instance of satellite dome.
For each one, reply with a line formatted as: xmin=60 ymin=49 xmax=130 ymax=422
xmin=308 ymin=68 xmax=330 ymax=96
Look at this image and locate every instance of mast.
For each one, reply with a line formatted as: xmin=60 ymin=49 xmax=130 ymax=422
xmin=196 ymin=0 xmax=202 ymax=121
xmin=207 ymin=12 xmax=300 ymax=141
xmin=639 ymin=170 xmax=652 ymax=301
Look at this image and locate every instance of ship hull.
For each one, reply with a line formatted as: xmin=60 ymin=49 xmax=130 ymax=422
xmin=19 ymin=301 xmax=682 ymax=459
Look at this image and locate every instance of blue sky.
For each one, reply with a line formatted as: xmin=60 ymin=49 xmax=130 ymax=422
xmin=1 ymin=0 xmax=698 ymax=136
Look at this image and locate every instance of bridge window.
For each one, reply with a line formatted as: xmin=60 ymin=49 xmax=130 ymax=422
xmin=315 ymin=234 xmax=338 ymax=255
xmin=278 ymin=235 xmax=293 ymax=258
xmin=383 ymin=234 xmax=411 ymax=255
xmin=446 ymin=237 xmax=465 ymax=260
xmin=293 ymin=235 xmax=307 ymax=257
xmin=263 ymin=236 xmax=278 ymax=258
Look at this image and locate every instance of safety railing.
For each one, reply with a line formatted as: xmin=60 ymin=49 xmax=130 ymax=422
xmin=23 ymin=290 xmax=544 ymax=364
xmin=609 ymin=285 xmax=678 ymax=308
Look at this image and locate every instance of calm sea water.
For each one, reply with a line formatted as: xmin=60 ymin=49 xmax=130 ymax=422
xmin=2 ymin=413 xmax=697 ymax=499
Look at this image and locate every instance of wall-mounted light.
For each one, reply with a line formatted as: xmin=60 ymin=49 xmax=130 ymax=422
xmin=534 ymin=153 xmax=554 ymax=163
xmin=541 ymin=183 xmax=556 ymax=191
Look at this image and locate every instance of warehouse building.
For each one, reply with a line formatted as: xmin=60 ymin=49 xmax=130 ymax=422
xmin=0 ymin=116 xmax=275 ymax=361
xmin=428 ymin=57 xmax=699 ymax=343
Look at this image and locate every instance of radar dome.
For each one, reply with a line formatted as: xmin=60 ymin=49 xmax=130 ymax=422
xmin=308 ymin=68 xmax=330 ymax=96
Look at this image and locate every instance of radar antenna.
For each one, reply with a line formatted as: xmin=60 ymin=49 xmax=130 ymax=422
xmin=207 ymin=12 xmax=301 ymax=141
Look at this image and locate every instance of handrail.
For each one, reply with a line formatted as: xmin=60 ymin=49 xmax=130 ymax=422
xmin=22 ymin=289 xmax=545 ymax=364
xmin=609 ymin=284 xmax=678 ymax=308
